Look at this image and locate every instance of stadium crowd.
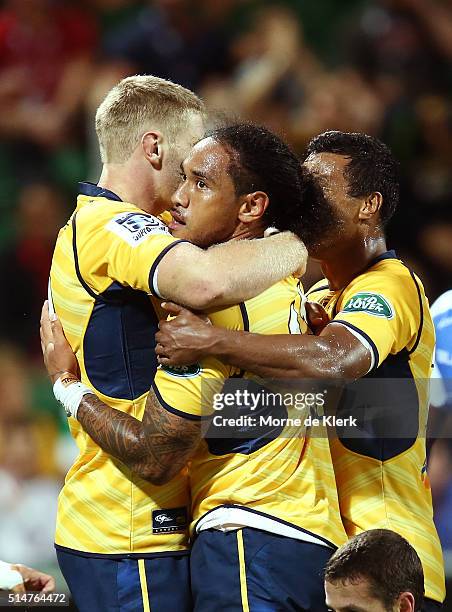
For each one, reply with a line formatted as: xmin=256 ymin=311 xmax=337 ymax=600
xmin=0 ymin=0 xmax=451 ymax=605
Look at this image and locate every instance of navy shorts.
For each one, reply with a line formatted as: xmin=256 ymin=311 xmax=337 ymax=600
xmin=190 ymin=528 xmax=334 ymax=611
xmin=56 ymin=547 xmax=192 ymax=612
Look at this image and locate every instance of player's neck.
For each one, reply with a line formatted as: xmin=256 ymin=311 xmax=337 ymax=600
xmin=320 ymin=236 xmax=388 ymax=291
xmin=228 ymin=222 xmax=265 ymax=242
xmin=97 ymin=164 xmax=157 ymax=215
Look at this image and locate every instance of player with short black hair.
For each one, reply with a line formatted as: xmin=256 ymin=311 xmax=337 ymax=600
xmin=272 ymin=130 xmax=400 ymax=257
xmin=307 ymin=130 xmax=399 ymax=226
xmin=153 ymin=130 xmax=446 ymax=608
xmin=324 ymin=529 xmax=424 ymax=612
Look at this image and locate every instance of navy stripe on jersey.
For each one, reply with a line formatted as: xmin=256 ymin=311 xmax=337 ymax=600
xmin=55 ymin=543 xmax=190 ymax=560
xmin=84 ymin=282 xmax=159 ymax=400
xmin=407 ymin=268 xmax=424 ymax=354
xmin=151 ymin=380 xmax=210 ymax=422
xmin=306 ymin=284 xmax=329 ymax=297
xmin=333 ymin=319 xmax=380 ymax=370
xmin=204 ymin=377 xmax=287 ymax=456
xmin=336 ymin=350 xmax=419 ymax=460
xmin=369 ymin=249 xmax=397 ymax=265
xmin=72 ymin=214 xmax=102 ymax=302
xmin=78 ymin=182 xmax=123 ymax=202
xmin=235 ymin=303 xmax=249 ymax=379
xmin=239 ymin=302 xmax=250 ymax=331
xmin=72 ymin=213 xmax=126 ymax=304
xmin=148 ymin=240 xmax=191 ymax=297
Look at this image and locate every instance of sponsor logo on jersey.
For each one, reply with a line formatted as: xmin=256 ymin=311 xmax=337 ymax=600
xmin=106 ymin=212 xmax=169 ymax=246
xmin=161 ymin=363 xmax=201 ymax=378
xmin=342 ymin=292 xmax=394 ymax=319
xmin=152 ymin=507 xmax=187 ymax=534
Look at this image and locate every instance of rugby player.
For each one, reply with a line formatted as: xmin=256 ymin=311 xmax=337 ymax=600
xmin=49 ymin=76 xmax=307 ymax=612
xmin=324 ymin=529 xmax=424 ymax=612
xmin=42 ymin=124 xmax=347 ymax=611
xmin=154 ymin=131 xmax=446 ymax=609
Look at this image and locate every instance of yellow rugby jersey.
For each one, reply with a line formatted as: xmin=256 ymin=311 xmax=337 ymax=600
xmin=153 ymin=276 xmax=348 ymax=549
xmin=50 ymin=182 xmax=191 ymax=556
xmin=307 ymin=250 xmax=445 ymax=602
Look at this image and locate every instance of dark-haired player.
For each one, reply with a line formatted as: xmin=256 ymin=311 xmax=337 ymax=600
xmin=324 ymin=529 xmax=424 ymax=612
xmin=154 ymin=131 xmax=446 ymax=609
xmin=42 ymin=124 xmax=347 ymax=611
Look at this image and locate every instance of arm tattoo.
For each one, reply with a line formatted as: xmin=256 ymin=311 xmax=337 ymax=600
xmin=78 ymin=391 xmax=200 ymax=484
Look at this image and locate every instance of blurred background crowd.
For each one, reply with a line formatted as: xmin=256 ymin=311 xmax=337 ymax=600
xmin=0 ymin=0 xmax=451 ymax=602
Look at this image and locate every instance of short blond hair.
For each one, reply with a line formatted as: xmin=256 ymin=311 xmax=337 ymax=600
xmin=95 ymin=75 xmax=205 ymax=163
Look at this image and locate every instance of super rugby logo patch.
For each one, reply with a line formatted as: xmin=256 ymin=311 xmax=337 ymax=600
xmin=106 ymin=212 xmax=169 ymax=247
xmin=342 ymin=292 xmax=394 ymax=319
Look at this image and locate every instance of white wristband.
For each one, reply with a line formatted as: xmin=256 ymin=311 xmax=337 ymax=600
xmin=53 ymin=376 xmax=93 ymax=420
xmin=0 ymin=561 xmax=23 ymax=590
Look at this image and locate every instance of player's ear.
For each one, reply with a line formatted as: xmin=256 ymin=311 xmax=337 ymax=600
xmin=359 ymin=192 xmax=382 ymax=220
xmin=397 ymin=591 xmax=415 ymax=612
xmin=142 ymin=131 xmax=164 ymax=170
xmin=238 ymin=192 xmax=269 ymax=224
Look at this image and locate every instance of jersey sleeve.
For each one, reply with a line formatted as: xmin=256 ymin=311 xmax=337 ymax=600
xmin=331 ymin=272 xmax=421 ymax=370
xmin=152 ymin=357 xmax=233 ymax=420
xmin=152 ymin=305 xmax=246 ymax=419
xmin=104 ymin=211 xmax=188 ymax=296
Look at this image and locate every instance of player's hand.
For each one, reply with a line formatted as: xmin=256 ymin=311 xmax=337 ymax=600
xmin=305 ymin=302 xmax=330 ymax=335
xmin=11 ymin=565 xmax=55 ymax=593
xmin=40 ymin=301 xmax=79 ymax=384
xmin=156 ymin=302 xmax=213 ymax=365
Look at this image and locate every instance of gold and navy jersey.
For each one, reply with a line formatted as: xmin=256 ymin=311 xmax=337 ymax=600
xmin=153 ymin=277 xmax=348 ymax=550
xmin=307 ymin=250 xmax=445 ymax=602
xmin=50 ymin=183 xmax=190 ymax=556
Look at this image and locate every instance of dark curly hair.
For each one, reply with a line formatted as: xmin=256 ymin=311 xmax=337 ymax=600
xmin=306 ymin=130 xmax=400 ymax=226
xmin=207 ymin=123 xmax=305 ymax=231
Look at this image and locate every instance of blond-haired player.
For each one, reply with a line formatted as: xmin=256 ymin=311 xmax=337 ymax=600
xmin=49 ymin=76 xmax=307 ymax=611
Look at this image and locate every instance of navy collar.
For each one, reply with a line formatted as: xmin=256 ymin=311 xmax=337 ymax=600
xmin=78 ymin=182 xmax=123 ymax=202
xmin=369 ymin=249 xmax=397 ymax=267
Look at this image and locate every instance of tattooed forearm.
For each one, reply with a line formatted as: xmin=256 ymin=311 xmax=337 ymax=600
xmin=77 ymin=391 xmax=200 ymax=485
